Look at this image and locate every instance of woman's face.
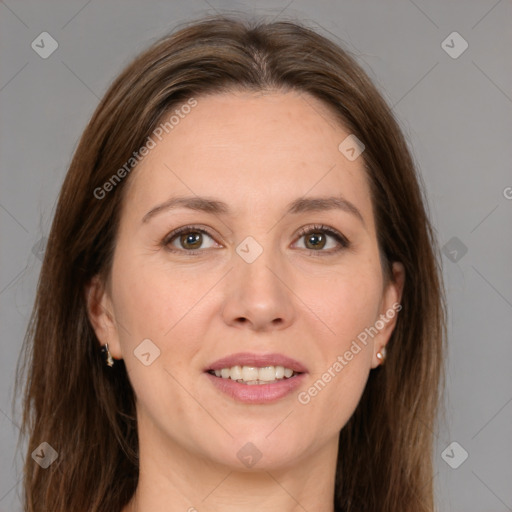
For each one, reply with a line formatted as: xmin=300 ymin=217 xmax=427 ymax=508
xmin=88 ymin=90 xmax=404 ymax=471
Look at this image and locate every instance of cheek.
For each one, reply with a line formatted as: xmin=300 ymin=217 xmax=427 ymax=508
xmin=110 ymin=255 xmax=202 ymax=412
xmin=110 ymin=250 xmax=209 ymax=395
xmin=295 ymin=263 xmax=380 ymax=417
xmin=301 ymin=262 xmax=382 ymax=343
xmin=111 ymin=250 xmax=205 ymax=341
xmin=300 ymin=281 xmax=377 ymax=431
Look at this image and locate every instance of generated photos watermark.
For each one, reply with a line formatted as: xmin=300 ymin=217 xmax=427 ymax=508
xmin=297 ymin=302 xmax=402 ymax=405
xmin=93 ymin=97 xmax=197 ymax=200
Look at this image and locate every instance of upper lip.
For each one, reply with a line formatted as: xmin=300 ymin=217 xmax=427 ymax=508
xmin=206 ymin=352 xmax=308 ymax=373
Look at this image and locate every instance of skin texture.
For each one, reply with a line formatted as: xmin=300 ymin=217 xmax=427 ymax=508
xmin=87 ymin=90 xmax=405 ymax=512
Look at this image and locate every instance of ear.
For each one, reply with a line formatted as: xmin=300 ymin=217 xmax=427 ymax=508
xmin=85 ymin=275 xmax=123 ymax=360
xmin=371 ymin=261 xmax=405 ymax=368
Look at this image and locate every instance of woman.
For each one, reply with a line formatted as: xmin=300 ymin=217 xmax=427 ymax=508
xmin=15 ymin=14 xmax=446 ymax=512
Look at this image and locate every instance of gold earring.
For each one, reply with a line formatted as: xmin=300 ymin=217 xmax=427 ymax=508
xmin=101 ymin=343 xmax=114 ymax=367
xmin=376 ymin=346 xmax=387 ymax=365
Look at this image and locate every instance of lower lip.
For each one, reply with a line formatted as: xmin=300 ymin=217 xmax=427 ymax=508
xmin=205 ymin=372 xmax=306 ymax=404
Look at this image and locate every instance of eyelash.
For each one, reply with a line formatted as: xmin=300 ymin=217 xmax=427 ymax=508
xmin=162 ymin=224 xmax=350 ymax=256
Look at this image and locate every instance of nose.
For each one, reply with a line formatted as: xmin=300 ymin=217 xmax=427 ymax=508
xmin=221 ymin=246 xmax=296 ymax=333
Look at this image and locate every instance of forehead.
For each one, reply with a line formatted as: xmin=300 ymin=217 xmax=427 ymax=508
xmin=122 ymin=90 xmax=374 ymax=226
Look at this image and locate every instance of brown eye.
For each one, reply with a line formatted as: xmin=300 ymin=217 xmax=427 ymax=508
xmin=164 ymin=227 xmax=218 ymax=253
xmin=304 ymin=232 xmax=327 ymax=250
xmin=294 ymin=225 xmax=350 ymax=254
xmin=179 ymin=232 xmax=203 ymax=250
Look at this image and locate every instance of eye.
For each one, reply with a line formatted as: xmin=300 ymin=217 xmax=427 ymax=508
xmin=163 ymin=225 xmax=219 ymax=254
xmin=162 ymin=224 xmax=350 ymax=256
xmin=293 ymin=224 xmax=350 ymax=254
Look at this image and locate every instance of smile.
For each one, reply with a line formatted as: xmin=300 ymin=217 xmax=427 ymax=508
xmin=205 ymin=352 xmax=307 ymax=403
xmin=208 ymin=365 xmax=299 ymax=385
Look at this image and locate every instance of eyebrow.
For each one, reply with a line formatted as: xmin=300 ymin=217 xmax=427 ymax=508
xmin=142 ymin=195 xmax=365 ymax=226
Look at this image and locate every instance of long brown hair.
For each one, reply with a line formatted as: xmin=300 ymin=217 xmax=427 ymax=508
xmin=14 ymin=14 xmax=446 ymax=512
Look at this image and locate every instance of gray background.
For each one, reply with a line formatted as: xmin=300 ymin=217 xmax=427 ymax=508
xmin=1 ymin=1 xmax=511 ymax=510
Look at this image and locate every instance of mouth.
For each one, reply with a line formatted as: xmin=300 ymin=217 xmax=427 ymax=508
xmin=207 ymin=365 xmax=303 ymax=385
xmin=204 ymin=352 xmax=307 ymax=403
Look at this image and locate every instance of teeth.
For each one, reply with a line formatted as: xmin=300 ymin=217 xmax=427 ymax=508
xmin=230 ymin=365 xmax=242 ymax=380
xmin=210 ymin=365 xmax=298 ymax=383
xmin=258 ymin=366 xmax=276 ymax=381
xmin=242 ymin=366 xmax=259 ymax=381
